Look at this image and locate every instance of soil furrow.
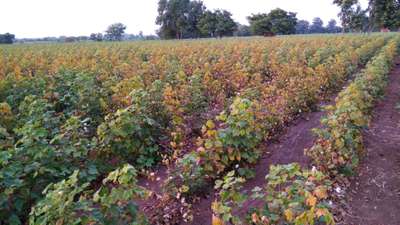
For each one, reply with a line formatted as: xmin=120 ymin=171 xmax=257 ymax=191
xmin=341 ymin=59 xmax=400 ymax=225
xmin=188 ymin=99 xmax=336 ymax=225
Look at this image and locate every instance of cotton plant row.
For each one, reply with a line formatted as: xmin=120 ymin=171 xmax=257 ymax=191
xmin=145 ymin=36 xmax=390 ymax=224
xmin=211 ymin=36 xmax=399 ymax=225
xmin=0 ymin=35 xmax=394 ymax=224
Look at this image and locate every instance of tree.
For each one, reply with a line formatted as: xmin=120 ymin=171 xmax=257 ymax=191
xmin=89 ymin=33 xmax=103 ymax=42
xmin=349 ymin=5 xmax=369 ymax=32
xmin=296 ymin=20 xmax=310 ymax=34
xmin=214 ymin=10 xmax=237 ymax=37
xmin=267 ymin=8 xmax=297 ymax=35
xmin=247 ymin=13 xmax=272 ymax=35
xmin=156 ymin=0 xmax=205 ymax=39
xmin=309 ymin=17 xmax=325 ymax=33
xmin=185 ymin=0 xmax=206 ymax=38
xmin=0 ymin=33 xmax=15 ymax=44
xmin=235 ymin=24 xmax=252 ymax=36
xmin=334 ymin=0 xmax=359 ymax=32
xmin=105 ymin=23 xmax=127 ymax=41
xmin=64 ymin=37 xmax=78 ymax=42
xmin=368 ymin=0 xmax=400 ymax=30
xmin=198 ymin=9 xmax=237 ymax=38
xmin=248 ymin=8 xmax=297 ymax=36
xmin=197 ymin=10 xmax=218 ymax=37
xmin=334 ymin=0 xmax=399 ymax=31
xmin=326 ymin=19 xmax=342 ymax=33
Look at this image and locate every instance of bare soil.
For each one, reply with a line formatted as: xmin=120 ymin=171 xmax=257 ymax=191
xmin=136 ymin=61 xmax=400 ymax=225
xmin=138 ymin=97 xmax=334 ymax=225
xmin=188 ymin=100 xmax=337 ymax=225
xmin=340 ymin=59 xmax=400 ymax=225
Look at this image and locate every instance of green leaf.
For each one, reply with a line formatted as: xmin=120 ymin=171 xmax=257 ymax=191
xmin=9 ymin=214 xmax=21 ymax=225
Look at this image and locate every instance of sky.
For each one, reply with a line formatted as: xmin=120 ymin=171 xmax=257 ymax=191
xmin=0 ymin=0 xmax=369 ymax=38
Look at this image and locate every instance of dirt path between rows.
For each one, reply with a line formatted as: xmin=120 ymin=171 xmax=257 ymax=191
xmin=340 ymin=59 xmax=400 ymax=225
xmin=137 ymin=68 xmax=370 ymax=225
xmin=137 ymin=94 xmax=336 ymax=225
xmin=187 ymin=98 xmax=338 ymax=225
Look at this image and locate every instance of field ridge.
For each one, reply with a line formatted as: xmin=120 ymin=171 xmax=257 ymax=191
xmin=341 ymin=58 xmax=400 ymax=225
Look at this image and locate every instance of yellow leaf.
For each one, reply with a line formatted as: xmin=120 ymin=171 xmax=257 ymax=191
xmin=180 ymin=185 xmax=189 ymax=193
xmin=284 ymin=209 xmax=294 ymax=222
xmin=236 ymin=153 xmax=241 ymax=161
xmin=306 ymin=195 xmax=317 ymax=207
xmin=314 ymin=186 xmax=328 ymax=199
xmin=205 ymin=140 xmax=213 ymax=149
xmin=207 ymin=130 xmax=216 ymax=137
xmin=170 ymin=141 xmax=177 ymax=148
xmin=196 ymin=137 xmax=204 ymax=146
xmin=206 ymin=120 xmax=215 ymax=129
xmin=335 ymin=139 xmax=344 ymax=149
xmin=332 ymin=130 xmax=340 ymax=139
xmin=212 ymin=214 xmax=224 ymax=225
xmin=201 ymin=125 xmax=207 ymax=134
xmin=215 ymin=140 xmax=223 ymax=148
xmin=316 ymin=208 xmax=327 ymax=217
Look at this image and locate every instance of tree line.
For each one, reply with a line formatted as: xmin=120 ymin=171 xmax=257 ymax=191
xmin=8 ymin=24 xmax=157 ymax=44
xmin=1 ymin=0 xmax=399 ymax=43
xmin=295 ymin=18 xmax=342 ymax=34
xmin=155 ymin=1 xmax=344 ymax=39
xmin=88 ymin=23 xmax=159 ymax=42
xmin=334 ymin=0 xmax=400 ymax=32
xmin=0 ymin=33 xmax=15 ymax=44
xmin=156 ymin=0 xmax=237 ymax=39
xmin=155 ymin=0 xmax=399 ymax=39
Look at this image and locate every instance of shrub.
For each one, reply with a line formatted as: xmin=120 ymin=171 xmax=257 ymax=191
xmin=0 ymin=96 xmax=96 ymax=224
xmin=211 ymin=164 xmax=334 ymax=225
xmin=249 ymin=164 xmax=334 ymax=225
xmin=29 ymin=164 xmax=149 ymax=225
xmin=306 ymin=37 xmax=399 ymax=177
xmin=97 ymin=85 xmax=167 ymax=169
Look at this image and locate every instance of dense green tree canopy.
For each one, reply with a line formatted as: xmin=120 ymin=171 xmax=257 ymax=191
xmin=0 ymin=33 xmax=15 ymax=44
xmin=296 ymin=20 xmax=310 ymax=34
xmin=247 ymin=13 xmax=273 ymax=35
xmin=156 ymin=0 xmax=238 ymax=39
xmin=156 ymin=0 xmax=206 ymax=39
xmin=309 ymin=17 xmax=325 ymax=33
xmin=295 ymin=19 xmax=342 ymax=34
xmin=198 ymin=9 xmax=237 ymax=37
xmin=197 ymin=10 xmax=218 ymax=37
xmin=248 ymin=8 xmax=297 ymax=35
xmin=184 ymin=0 xmax=206 ymax=38
xmin=334 ymin=0 xmax=400 ymax=31
xmin=349 ymin=5 xmax=369 ymax=32
xmin=105 ymin=23 xmax=127 ymax=41
xmin=327 ymin=19 xmax=342 ymax=33
xmin=368 ymin=0 xmax=400 ymax=30
xmin=267 ymin=8 xmax=298 ymax=35
xmin=89 ymin=33 xmax=103 ymax=42
xmin=334 ymin=0 xmax=359 ymax=31
xmin=235 ymin=24 xmax=252 ymax=36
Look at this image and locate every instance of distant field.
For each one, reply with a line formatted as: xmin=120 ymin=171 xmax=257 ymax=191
xmin=0 ymin=34 xmax=399 ymax=224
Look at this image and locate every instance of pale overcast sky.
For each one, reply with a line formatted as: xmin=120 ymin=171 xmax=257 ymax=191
xmin=0 ymin=0 xmax=368 ymax=38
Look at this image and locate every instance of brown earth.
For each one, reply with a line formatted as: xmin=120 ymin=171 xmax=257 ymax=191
xmin=138 ymin=96 xmax=336 ymax=225
xmin=340 ymin=59 xmax=400 ymax=225
xmin=136 ymin=62 xmax=396 ymax=225
xmin=188 ymin=99 xmax=337 ymax=225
